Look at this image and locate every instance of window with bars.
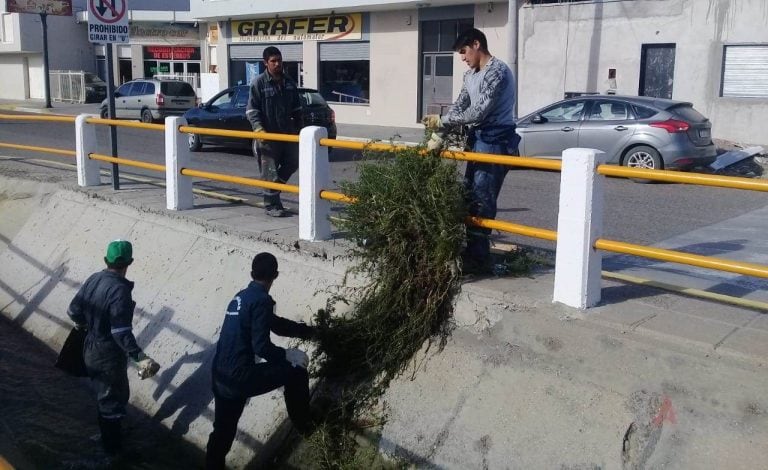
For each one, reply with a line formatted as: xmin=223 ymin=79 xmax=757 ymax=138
xmin=721 ymin=45 xmax=768 ymax=98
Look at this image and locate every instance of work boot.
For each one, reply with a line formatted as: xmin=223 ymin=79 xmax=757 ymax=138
xmin=98 ymin=416 xmax=122 ymax=455
xmin=265 ymin=206 xmax=288 ymax=217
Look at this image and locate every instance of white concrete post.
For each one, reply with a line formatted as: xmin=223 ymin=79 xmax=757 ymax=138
xmin=553 ymin=148 xmax=607 ymax=309
xmin=165 ymin=116 xmax=194 ymax=210
xmin=75 ymin=114 xmax=101 ymax=186
xmin=299 ymin=126 xmax=331 ymax=241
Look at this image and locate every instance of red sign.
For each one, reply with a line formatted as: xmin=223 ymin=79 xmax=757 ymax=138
xmin=7 ymin=0 xmax=73 ymax=16
xmin=144 ymin=46 xmax=201 ymax=61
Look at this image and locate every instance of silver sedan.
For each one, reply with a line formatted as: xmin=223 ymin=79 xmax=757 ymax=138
xmin=516 ymin=95 xmax=717 ymax=171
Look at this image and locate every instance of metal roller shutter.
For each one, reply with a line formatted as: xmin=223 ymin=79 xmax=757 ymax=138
xmin=722 ymin=45 xmax=768 ymax=98
xmin=319 ymin=42 xmax=370 ymax=61
xmin=230 ymin=43 xmax=303 ymax=61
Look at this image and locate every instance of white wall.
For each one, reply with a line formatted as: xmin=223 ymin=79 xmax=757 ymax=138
xmin=518 ymin=0 xmax=768 ymax=144
xmin=191 ymin=0 xmax=475 ymax=20
xmin=332 ymin=9 xmax=421 ymax=128
xmin=27 ymin=54 xmax=43 ymax=99
xmin=0 ymin=56 xmax=28 ymax=99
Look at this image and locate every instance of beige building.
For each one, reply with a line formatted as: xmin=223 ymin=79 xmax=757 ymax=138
xmin=193 ymin=0 xmax=768 ymax=144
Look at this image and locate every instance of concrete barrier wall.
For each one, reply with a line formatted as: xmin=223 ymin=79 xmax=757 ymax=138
xmin=0 ymin=177 xmax=351 ymax=467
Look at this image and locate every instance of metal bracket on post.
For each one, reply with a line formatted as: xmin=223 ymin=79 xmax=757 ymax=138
xmin=165 ymin=116 xmax=194 ymax=210
xmin=553 ymin=148 xmax=607 ymax=309
xmin=299 ymin=126 xmax=332 ymax=241
xmin=75 ymin=114 xmax=102 ymax=186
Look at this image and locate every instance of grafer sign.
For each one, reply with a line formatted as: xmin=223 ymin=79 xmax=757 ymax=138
xmin=232 ymin=13 xmax=362 ymax=42
xmin=88 ymin=0 xmax=130 ymax=44
xmin=6 ymin=0 xmax=73 ymax=16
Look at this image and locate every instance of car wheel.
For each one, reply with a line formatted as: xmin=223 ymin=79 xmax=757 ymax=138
xmin=100 ymin=107 xmax=108 ymax=119
xmin=623 ymin=145 xmax=662 ymax=183
xmin=140 ymin=109 xmax=154 ymax=123
xmin=188 ymin=133 xmax=202 ymax=152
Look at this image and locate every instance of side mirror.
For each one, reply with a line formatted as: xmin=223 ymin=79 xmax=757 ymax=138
xmin=198 ymin=102 xmax=204 ymax=108
xmin=531 ymin=114 xmax=547 ymax=124
xmin=114 ymin=92 xmax=122 ymax=98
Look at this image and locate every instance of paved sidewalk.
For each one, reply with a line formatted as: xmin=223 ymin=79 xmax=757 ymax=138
xmin=0 ymin=98 xmax=426 ymax=144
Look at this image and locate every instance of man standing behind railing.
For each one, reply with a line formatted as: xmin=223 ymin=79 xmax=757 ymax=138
xmin=423 ymin=28 xmax=520 ymax=274
xmin=246 ymin=46 xmax=302 ymax=217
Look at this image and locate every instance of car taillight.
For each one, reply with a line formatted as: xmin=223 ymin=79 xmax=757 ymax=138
xmin=650 ymin=119 xmax=690 ymax=133
xmin=156 ymin=93 xmax=165 ymax=106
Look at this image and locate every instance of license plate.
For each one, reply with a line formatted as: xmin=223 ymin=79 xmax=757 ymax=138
xmin=699 ymin=129 xmax=710 ymax=138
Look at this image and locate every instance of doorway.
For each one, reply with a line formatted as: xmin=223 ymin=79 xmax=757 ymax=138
xmin=639 ymin=43 xmax=676 ymax=99
xmin=118 ymin=59 xmax=132 ymax=84
xmin=422 ymin=54 xmax=454 ymax=116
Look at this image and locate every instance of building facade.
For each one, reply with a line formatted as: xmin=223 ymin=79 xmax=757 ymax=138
xmin=193 ymin=0 xmax=768 ymax=144
xmin=1 ymin=0 xmax=765 ymax=144
xmin=0 ymin=3 xmax=93 ymax=100
xmin=0 ymin=0 xmax=209 ymax=99
xmin=519 ymin=0 xmax=768 ymax=145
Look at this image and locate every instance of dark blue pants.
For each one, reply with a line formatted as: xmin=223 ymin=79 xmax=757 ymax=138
xmin=205 ymin=362 xmax=311 ymax=469
xmin=84 ymin=339 xmax=129 ymax=454
xmin=465 ymin=135 xmax=518 ymax=262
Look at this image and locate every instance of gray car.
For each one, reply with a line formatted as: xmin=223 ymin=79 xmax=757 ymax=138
xmin=516 ymin=95 xmax=716 ymax=171
xmin=100 ymin=78 xmax=197 ymax=123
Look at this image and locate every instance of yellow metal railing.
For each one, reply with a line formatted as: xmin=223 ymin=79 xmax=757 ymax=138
xmin=87 ymin=117 xmax=165 ymax=131
xmin=598 ymin=165 xmax=768 ymax=192
xmin=0 ymin=142 xmax=75 ymax=157
xmin=180 ymin=168 xmax=299 ymax=193
xmin=90 ymin=153 xmax=165 ymax=172
xmin=179 ymin=125 xmax=300 ymax=144
xmin=0 ymin=113 xmax=75 ymax=123
xmin=2 ymin=112 xmax=767 ymax=284
xmin=595 ymin=239 xmax=768 ymax=279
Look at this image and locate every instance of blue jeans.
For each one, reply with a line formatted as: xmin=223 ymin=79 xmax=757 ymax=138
xmin=465 ymin=129 xmax=519 ymax=262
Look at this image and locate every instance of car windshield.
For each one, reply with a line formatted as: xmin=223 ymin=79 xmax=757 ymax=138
xmin=84 ymin=74 xmax=105 ymax=85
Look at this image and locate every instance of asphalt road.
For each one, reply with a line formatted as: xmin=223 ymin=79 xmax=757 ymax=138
xmin=0 ymin=111 xmax=765 ymax=254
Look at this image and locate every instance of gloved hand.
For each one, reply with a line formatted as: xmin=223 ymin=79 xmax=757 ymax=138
xmin=421 ymin=114 xmax=443 ymax=129
xmin=135 ymin=352 xmax=160 ymax=380
xmin=427 ymin=132 xmax=444 ymax=151
xmin=285 ymin=348 xmax=309 ymax=369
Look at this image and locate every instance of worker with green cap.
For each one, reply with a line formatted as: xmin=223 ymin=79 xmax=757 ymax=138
xmin=67 ymin=239 xmax=160 ymax=456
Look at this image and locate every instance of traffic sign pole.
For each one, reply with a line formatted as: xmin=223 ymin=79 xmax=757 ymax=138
xmin=106 ymin=45 xmax=119 ymax=189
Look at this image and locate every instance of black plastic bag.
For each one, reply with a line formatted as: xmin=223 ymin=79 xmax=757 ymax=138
xmin=55 ymin=327 xmax=88 ymax=377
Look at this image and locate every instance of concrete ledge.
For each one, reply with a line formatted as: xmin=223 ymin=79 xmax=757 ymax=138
xmin=1 ymin=174 xmax=767 ymax=467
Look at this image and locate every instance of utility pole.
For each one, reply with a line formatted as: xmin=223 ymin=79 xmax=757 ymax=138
xmin=508 ymin=0 xmax=519 ymax=119
xmin=40 ymin=13 xmax=52 ymax=108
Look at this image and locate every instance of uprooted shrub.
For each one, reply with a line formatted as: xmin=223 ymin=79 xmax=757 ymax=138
xmin=297 ymin=141 xmax=468 ymax=467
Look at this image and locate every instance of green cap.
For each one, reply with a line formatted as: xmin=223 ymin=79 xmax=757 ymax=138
xmin=105 ymin=239 xmax=133 ymax=267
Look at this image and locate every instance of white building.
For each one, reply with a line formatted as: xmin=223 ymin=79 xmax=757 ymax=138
xmin=2 ymin=0 xmax=766 ymax=144
xmin=192 ymin=0 xmax=768 ymax=144
xmin=0 ymin=0 xmax=209 ymax=99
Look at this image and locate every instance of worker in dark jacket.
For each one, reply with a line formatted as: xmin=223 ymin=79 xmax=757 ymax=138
xmin=67 ymin=240 xmax=160 ymax=455
xmin=246 ymin=46 xmax=302 ymax=217
xmin=206 ymin=252 xmax=317 ymax=470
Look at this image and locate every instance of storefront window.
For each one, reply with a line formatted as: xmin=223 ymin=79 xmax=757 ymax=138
xmin=319 ymin=61 xmax=369 ymax=104
xmin=318 ymin=42 xmax=370 ymax=104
